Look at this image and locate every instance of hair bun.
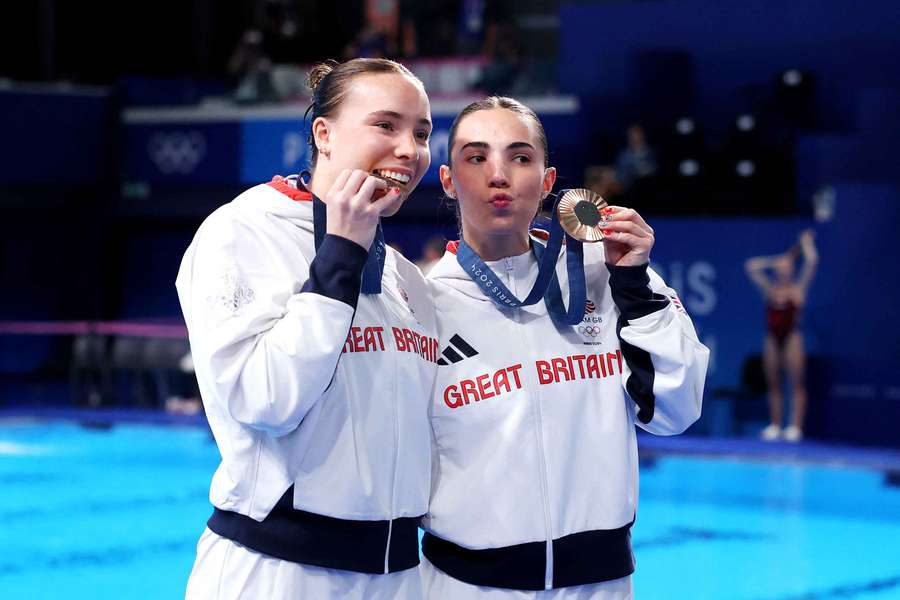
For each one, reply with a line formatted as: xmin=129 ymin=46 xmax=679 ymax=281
xmin=307 ymin=60 xmax=339 ymax=94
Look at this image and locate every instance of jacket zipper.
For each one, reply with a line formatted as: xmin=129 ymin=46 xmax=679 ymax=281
xmin=532 ymin=354 xmax=555 ymax=589
xmin=507 ymin=257 xmax=555 ymax=589
xmin=374 ymin=296 xmax=400 ymax=574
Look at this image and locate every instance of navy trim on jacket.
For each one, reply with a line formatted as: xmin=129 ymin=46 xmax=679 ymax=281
xmin=301 ymin=233 xmax=369 ymax=309
xmin=606 ymin=263 xmax=669 ymax=321
xmin=422 ymin=522 xmax=635 ymax=590
xmin=208 ymin=486 xmax=422 ymax=574
xmin=607 ymin=263 xmax=669 ymax=424
xmin=617 ymin=316 xmax=657 ymax=424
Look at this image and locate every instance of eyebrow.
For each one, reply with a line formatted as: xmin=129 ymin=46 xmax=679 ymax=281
xmin=458 ymin=141 xmax=536 ymax=153
xmin=367 ymin=110 xmax=432 ymax=128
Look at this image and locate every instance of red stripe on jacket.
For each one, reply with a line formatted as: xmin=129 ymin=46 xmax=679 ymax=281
xmin=268 ymin=175 xmax=313 ymax=201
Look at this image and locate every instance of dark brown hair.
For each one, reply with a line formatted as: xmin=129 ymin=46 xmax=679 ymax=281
xmin=304 ymin=58 xmax=423 ymax=168
xmin=446 ymin=96 xmax=549 ymax=167
xmin=444 ymin=96 xmax=551 ymax=235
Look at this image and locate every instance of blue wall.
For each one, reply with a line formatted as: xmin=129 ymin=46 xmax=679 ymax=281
xmin=0 ymin=90 xmax=114 ymax=184
xmin=650 ymin=183 xmax=900 ymax=446
xmin=795 ymin=88 xmax=900 ymax=203
xmin=560 ymin=0 xmax=900 ymax=132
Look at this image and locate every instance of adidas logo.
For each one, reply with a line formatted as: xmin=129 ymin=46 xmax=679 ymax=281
xmin=436 ymin=334 xmax=479 ymax=366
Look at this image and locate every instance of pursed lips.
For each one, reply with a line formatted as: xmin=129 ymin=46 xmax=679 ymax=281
xmin=490 ymin=193 xmax=513 ymax=208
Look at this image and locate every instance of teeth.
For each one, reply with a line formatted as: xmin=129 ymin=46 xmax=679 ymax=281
xmin=374 ymin=169 xmax=411 ymax=185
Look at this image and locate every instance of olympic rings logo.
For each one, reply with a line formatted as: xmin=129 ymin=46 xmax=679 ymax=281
xmin=578 ymin=325 xmax=602 ymax=337
xmin=148 ymin=131 xmax=207 ymax=174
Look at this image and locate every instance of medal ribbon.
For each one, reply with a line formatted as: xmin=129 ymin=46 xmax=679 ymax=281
xmin=456 ymin=192 xmax=586 ymax=325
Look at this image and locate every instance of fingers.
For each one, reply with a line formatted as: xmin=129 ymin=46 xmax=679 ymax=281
xmin=339 ymin=169 xmax=371 ymax=199
xmin=602 ymin=206 xmax=653 ymax=236
xmin=602 ymin=230 xmax=650 ymax=249
xmin=329 ymin=168 xmax=354 ymax=197
xmin=370 ymin=187 xmax=403 ymax=215
xmin=599 ymin=205 xmax=654 ymax=263
xmin=328 ymin=170 xmax=392 ymax=211
xmin=602 ymin=218 xmax=652 ymax=239
xmin=323 ymin=169 xmax=399 ymax=248
xmin=354 ymin=172 xmax=389 ymax=205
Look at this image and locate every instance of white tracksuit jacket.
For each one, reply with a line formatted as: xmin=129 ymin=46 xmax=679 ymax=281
xmin=421 ymin=236 xmax=709 ymax=592
xmin=176 ymin=177 xmax=438 ymax=576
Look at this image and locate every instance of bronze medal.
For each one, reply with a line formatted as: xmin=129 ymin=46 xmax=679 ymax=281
xmin=557 ymin=188 xmax=608 ymax=242
xmin=370 ymin=171 xmax=410 ymax=200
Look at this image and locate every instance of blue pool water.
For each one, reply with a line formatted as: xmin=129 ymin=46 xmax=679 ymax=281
xmin=1 ymin=421 xmax=899 ymax=599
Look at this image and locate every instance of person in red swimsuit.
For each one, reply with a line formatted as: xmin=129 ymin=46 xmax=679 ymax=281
xmin=745 ymin=229 xmax=818 ymax=442
xmin=766 ymin=299 xmax=798 ymax=349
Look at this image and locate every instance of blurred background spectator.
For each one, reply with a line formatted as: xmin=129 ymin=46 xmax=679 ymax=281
xmin=615 ymin=123 xmax=658 ymax=191
xmin=228 ymin=29 xmax=277 ymax=103
xmin=344 ymin=0 xmax=401 ymax=59
xmin=583 ymin=165 xmax=622 ymax=202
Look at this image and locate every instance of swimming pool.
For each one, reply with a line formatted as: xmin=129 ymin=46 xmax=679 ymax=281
xmin=1 ymin=421 xmax=899 ymax=599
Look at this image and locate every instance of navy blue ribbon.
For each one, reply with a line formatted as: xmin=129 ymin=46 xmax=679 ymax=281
xmin=313 ymin=197 xmax=385 ymax=295
xmin=456 ymin=192 xmax=586 ymax=326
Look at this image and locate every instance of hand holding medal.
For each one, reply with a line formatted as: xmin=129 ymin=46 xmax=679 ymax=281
xmin=557 ymin=188 xmax=654 ymax=267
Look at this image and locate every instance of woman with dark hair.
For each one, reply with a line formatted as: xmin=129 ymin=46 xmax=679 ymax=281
xmin=177 ymin=58 xmax=437 ymax=599
xmin=420 ymin=97 xmax=709 ymax=598
xmin=745 ymin=229 xmax=818 ymax=442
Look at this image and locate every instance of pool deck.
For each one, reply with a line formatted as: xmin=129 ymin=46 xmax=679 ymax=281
xmin=2 ymin=406 xmax=900 ymax=473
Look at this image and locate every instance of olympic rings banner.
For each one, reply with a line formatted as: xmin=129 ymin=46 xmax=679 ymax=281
xmin=124 ymin=122 xmax=241 ymax=185
xmin=121 ymin=98 xmax=586 ymax=188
